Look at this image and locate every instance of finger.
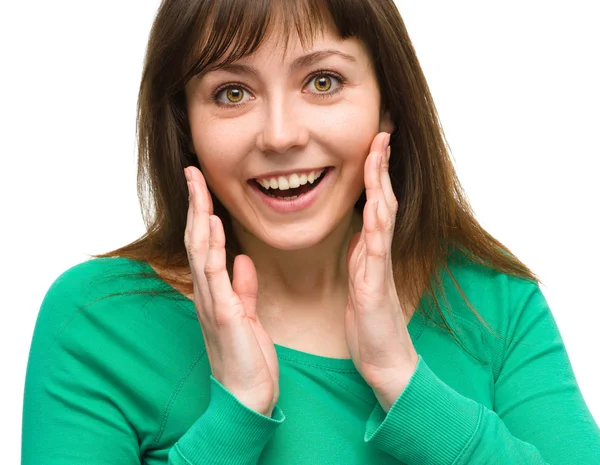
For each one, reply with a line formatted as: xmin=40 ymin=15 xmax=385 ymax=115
xmin=364 ymin=139 xmax=396 ymax=248
xmin=364 ymin=199 xmax=387 ymax=291
xmin=185 ymin=180 xmax=194 ymax=248
xmin=184 ymin=172 xmax=212 ymax=302
xmin=231 ymin=254 xmax=259 ymax=320
xmin=191 ymin=166 xmax=214 ymax=215
xmin=186 ymin=167 xmax=212 ymax=252
xmin=204 ymin=215 xmax=240 ymax=313
xmin=364 ymin=138 xmax=387 ymax=209
xmin=380 ymin=144 xmax=398 ymax=216
xmin=378 ymin=150 xmax=397 ymax=248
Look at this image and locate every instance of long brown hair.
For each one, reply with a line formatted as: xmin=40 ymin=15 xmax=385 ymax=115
xmin=92 ymin=0 xmax=540 ymax=353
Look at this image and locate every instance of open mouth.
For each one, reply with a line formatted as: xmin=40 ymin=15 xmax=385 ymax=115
xmin=250 ymin=167 xmax=332 ymax=200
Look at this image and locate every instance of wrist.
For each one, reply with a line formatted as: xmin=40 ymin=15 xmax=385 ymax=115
xmin=375 ymin=356 xmax=419 ymax=413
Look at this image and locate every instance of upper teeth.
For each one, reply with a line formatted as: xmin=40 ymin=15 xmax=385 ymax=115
xmin=256 ymin=169 xmax=325 ymax=190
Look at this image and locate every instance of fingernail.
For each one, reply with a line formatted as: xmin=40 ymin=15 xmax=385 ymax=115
xmin=187 ymin=181 xmax=194 ymax=198
xmin=377 ymin=152 xmax=383 ymax=169
xmin=386 ymin=145 xmax=391 ymax=161
xmin=382 ymin=132 xmax=391 ymax=152
xmin=184 ymin=168 xmax=190 ymax=181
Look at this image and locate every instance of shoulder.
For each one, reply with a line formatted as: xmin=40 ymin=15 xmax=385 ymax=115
xmin=34 ymin=257 xmax=193 ymax=351
xmin=443 ymin=251 xmax=542 ymax=329
xmin=430 ymin=251 xmax=547 ymax=375
xmin=37 ymin=257 xmax=149 ymax=330
xmin=43 ymin=256 xmax=156 ymax=304
xmin=30 ymin=256 xmax=204 ymax=392
xmin=27 ymin=258 xmax=205 ymax=449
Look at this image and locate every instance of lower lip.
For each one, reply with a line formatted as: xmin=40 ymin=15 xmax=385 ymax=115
xmin=248 ymin=169 xmax=333 ymax=214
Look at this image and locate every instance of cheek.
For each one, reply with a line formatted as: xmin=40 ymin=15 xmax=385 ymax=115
xmin=322 ymin=100 xmax=380 ymax=164
xmin=190 ymin=129 xmax=247 ymax=185
xmin=188 ymin=106 xmax=249 ymax=169
xmin=196 ymin=157 xmax=243 ymax=207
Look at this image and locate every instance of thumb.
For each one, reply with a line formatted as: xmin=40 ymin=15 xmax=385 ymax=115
xmin=231 ymin=254 xmax=259 ymax=319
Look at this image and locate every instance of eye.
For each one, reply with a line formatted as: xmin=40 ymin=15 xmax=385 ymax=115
xmin=212 ymin=84 xmax=252 ymax=107
xmin=211 ymin=70 xmax=347 ymax=108
xmin=305 ymin=71 xmax=346 ymax=98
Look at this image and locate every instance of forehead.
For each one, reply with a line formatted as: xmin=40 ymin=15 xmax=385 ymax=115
xmin=215 ymin=33 xmax=365 ymax=72
xmin=192 ymin=27 xmax=372 ymax=87
xmin=183 ymin=0 xmax=372 ymax=80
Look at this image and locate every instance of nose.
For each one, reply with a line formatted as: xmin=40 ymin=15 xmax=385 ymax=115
xmin=256 ymin=93 xmax=309 ymax=155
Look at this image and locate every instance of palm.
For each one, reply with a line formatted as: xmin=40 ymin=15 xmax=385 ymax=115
xmin=247 ymin=315 xmax=279 ymax=392
xmin=345 ymin=229 xmax=374 ymax=377
xmin=231 ymin=255 xmax=280 ymax=403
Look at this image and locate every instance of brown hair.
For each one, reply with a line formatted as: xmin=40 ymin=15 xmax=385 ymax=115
xmin=92 ymin=0 xmax=541 ymax=354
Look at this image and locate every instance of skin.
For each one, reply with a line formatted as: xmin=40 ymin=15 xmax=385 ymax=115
xmin=184 ymin=24 xmax=396 ymax=324
xmin=183 ymin=21 xmax=419 ymax=414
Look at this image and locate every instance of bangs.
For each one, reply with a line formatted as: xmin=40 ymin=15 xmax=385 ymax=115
xmin=182 ymin=0 xmax=372 ymax=83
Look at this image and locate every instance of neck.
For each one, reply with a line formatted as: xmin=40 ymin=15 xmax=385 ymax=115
xmin=231 ymin=209 xmax=362 ymax=319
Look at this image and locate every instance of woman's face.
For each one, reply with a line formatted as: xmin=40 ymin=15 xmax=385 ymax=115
xmin=184 ymin=26 xmax=394 ymax=250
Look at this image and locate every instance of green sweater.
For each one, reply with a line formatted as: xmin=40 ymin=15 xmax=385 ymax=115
xmin=22 ymin=256 xmax=600 ymax=464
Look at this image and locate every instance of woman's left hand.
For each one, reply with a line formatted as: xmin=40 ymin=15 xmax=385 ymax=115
xmin=345 ymin=131 xmax=419 ymax=413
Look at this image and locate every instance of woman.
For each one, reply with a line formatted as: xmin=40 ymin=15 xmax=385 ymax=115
xmin=22 ymin=0 xmax=600 ymax=464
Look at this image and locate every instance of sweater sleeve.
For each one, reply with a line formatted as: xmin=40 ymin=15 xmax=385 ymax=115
xmin=363 ymin=282 xmax=600 ymax=464
xmin=168 ymin=375 xmax=285 ymax=464
xmin=22 ymin=266 xmax=285 ymax=465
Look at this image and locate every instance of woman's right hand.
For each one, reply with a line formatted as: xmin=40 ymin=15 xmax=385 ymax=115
xmin=184 ymin=166 xmax=280 ymax=417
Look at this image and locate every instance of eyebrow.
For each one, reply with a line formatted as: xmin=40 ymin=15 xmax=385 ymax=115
xmin=202 ymin=49 xmax=358 ymax=78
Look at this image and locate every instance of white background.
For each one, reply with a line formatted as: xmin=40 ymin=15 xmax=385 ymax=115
xmin=1 ymin=0 xmax=598 ymax=462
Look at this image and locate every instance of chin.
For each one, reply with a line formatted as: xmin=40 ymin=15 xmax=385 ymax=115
xmin=259 ymin=226 xmax=336 ymax=251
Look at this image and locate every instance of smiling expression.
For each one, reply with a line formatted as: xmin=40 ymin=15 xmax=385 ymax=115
xmin=184 ymin=23 xmax=393 ymax=250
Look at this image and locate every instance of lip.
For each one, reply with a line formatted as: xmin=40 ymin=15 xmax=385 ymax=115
xmin=249 ymin=166 xmax=329 ymax=181
xmin=248 ymin=167 xmax=334 ymax=214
